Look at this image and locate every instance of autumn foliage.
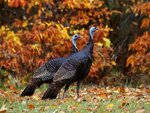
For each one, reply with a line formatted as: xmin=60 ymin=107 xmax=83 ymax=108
xmin=126 ymin=2 xmax=150 ymax=75
xmin=0 ymin=23 xmax=71 ymax=77
xmin=0 ymin=0 xmax=149 ymax=85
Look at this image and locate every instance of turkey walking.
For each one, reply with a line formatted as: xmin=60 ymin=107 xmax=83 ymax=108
xmin=21 ymin=34 xmax=80 ymax=96
xmin=42 ymin=26 xmax=98 ymax=99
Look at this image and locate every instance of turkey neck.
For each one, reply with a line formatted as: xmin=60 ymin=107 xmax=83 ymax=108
xmin=72 ymin=39 xmax=78 ymax=53
xmin=72 ymin=45 xmax=78 ymax=53
xmin=85 ymin=32 xmax=94 ymax=54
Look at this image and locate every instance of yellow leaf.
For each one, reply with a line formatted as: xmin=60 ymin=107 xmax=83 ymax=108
xmin=106 ymin=103 xmax=114 ymax=110
xmin=103 ymin=38 xmax=111 ymax=48
xmin=12 ymin=48 xmax=16 ymax=53
xmin=56 ymin=24 xmax=61 ymax=30
xmin=34 ymin=1 xmax=39 ymax=5
xmin=97 ymin=42 xmax=103 ymax=47
xmin=111 ymin=61 xmax=116 ymax=66
xmin=22 ymin=21 xmax=28 ymax=27
xmin=44 ymin=22 xmax=52 ymax=27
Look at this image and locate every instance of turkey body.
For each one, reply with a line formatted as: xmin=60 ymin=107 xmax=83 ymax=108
xmin=42 ymin=27 xmax=98 ymax=99
xmin=21 ymin=34 xmax=80 ymax=97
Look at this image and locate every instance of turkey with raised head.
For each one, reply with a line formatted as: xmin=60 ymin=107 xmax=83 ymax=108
xmin=42 ymin=26 xmax=98 ymax=99
xmin=21 ymin=34 xmax=80 ymax=97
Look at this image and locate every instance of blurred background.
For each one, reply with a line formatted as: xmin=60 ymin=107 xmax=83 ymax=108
xmin=0 ymin=0 xmax=149 ymax=88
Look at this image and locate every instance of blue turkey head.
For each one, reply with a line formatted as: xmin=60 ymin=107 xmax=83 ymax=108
xmin=72 ymin=34 xmax=80 ymax=40
xmin=72 ymin=34 xmax=80 ymax=48
xmin=89 ymin=26 xmax=98 ymax=39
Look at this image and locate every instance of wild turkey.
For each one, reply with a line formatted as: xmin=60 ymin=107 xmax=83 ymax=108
xmin=21 ymin=34 xmax=80 ymax=96
xmin=42 ymin=26 xmax=98 ymax=99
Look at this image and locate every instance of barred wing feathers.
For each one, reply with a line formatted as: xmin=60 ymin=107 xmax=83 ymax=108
xmin=33 ymin=58 xmax=66 ymax=81
xmin=53 ymin=52 xmax=90 ymax=82
xmin=53 ymin=62 xmax=77 ymax=82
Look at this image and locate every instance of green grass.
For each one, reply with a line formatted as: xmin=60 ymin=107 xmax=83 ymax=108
xmin=0 ymin=85 xmax=150 ymax=113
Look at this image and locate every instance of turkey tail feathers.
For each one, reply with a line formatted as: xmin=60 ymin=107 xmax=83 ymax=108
xmin=42 ymin=82 xmax=64 ymax=99
xmin=21 ymin=84 xmax=37 ymax=96
xmin=21 ymin=79 xmax=41 ymax=96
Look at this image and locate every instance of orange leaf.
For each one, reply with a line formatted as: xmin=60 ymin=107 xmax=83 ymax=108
xmin=27 ymin=104 xmax=35 ymax=110
xmin=126 ymin=55 xmax=135 ymax=67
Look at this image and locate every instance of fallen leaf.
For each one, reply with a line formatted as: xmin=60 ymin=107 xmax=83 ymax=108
xmin=135 ymin=109 xmax=145 ymax=113
xmin=93 ymin=97 xmax=99 ymax=103
xmin=40 ymin=106 xmax=45 ymax=111
xmin=119 ymin=87 xmax=125 ymax=93
xmin=21 ymin=100 xmax=26 ymax=105
xmin=120 ymin=100 xmax=129 ymax=107
xmin=113 ymin=89 xmax=119 ymax=93
xmin=125 ymin=87 xmax=129 ymax=92
xmin=97 ymin=93 xmax=109 ymax=99
xmin=0 ymin=105 xmax=7 ymax=113
xmin=146 ymin=89 xmax=150 ymax=93
xmin=69 ymin=106 xmax=76 ymax=110
xmin=58 ymin=111 xmax=65 ymax=113
xmin=27 ymin=104 xmax=35 ymax=110
xmin=77 ymin=98 xmax=82 ymax=102
xmin=86 ymin=108 xmax=93 ymax=111
xmin=106 ymin=103 xmax=114 ymax=110
xmin=32 ymin=95 xmax=40 ymax=100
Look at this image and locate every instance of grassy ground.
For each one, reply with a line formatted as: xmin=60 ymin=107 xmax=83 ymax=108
xmin=0 ymin=84 xmax=150 ymax=113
